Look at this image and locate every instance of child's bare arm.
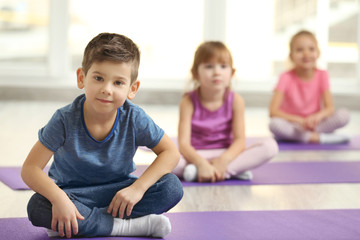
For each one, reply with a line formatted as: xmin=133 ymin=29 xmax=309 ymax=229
xmin=108 ymin=134 xmax=180 ymax=218
xmin=178 ymin=95 xmax=217 ymax=182
xmin=21 ymin=141 xmax=84 ymax=238
xmin=311 ymin=90 xmax=335 ymax=120
xmin=211 ymin=93 xmax=246 ymax=181
xmin=304 ymin=90 xmax=334 ymax=129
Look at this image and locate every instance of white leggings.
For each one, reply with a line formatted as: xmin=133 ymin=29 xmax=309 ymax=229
xmin=269 ymin=108 xmax=350 ymax=143
xmin=172 ymin=138 xmax=279 ymax=179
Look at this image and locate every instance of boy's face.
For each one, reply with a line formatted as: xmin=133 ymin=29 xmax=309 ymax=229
xmin=77 ymin=61 xmax=139 ymax=115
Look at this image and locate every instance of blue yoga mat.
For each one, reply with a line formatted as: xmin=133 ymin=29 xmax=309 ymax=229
xmin=1 ymin=210 xmax=360 ymax=239
xmin=2 ymin=161 xmax=360 ymax=190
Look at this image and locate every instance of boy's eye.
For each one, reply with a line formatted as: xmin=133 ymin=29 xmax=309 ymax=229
xmin=114 ymin=81 xmax=124 ymax=86
xmin=95 ymin=76 xmax=103 ymax=81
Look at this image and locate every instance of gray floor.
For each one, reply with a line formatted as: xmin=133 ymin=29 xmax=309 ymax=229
xmin=1 ymin=101 xmax=360 ymax=219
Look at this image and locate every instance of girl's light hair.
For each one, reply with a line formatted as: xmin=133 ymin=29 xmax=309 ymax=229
xmin=185 ymin=41 xmax=235 ymax=92
xmin=285 ymin=30 xmax=320 ymax=70
xmin=289 ymin=30 xmax=319 ymax=54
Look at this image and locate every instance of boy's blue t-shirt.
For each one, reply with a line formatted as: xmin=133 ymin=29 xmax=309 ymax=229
xmin=38 ymin=94 xmax=164 ymax=188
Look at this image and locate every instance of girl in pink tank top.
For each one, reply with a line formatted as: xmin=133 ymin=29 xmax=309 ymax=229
xmin=269 ymin=30 xmax=350 ymax=144
xmin=172 ymin=41 xmax=279 ymax=183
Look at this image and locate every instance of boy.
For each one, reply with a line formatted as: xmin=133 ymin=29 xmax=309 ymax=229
xmin=21 ymin=33 xmax=183 ymax=238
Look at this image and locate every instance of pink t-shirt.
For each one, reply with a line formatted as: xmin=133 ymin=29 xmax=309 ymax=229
xmin=190 ymin=89 xmax=234 ymax=150
xmin=275 ymin=69 xmax=330 ymax=117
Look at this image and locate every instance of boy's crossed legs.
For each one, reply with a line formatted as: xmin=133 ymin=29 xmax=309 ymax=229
xmin=27 ymin=173 xmax=183 ymax=237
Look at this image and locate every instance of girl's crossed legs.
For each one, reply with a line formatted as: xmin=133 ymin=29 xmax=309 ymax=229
xmin=269 ymin=108 xmax=350 ymax=143
xmin=173 ymin=137 xmax=278 ymax=181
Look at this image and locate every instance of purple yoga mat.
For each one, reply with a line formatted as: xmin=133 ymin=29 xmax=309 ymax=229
xmin=275 ymin=135 xmax=360 ymax=151
xmin=2 ymin=209 xmax=360 ymax=239
xmin=139 ymin=135 xmax=360 ymax=152
xmin=181 ymin=161 xmax=360 ymax=187
xmin=0 ymin=166 xmax=50 ymax=190
xmin=2 ymin=161 xmax=360 ymax=190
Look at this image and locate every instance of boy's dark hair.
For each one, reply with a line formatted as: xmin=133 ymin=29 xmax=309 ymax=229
xmin=82 ymin=33 xmax=140 ymax=82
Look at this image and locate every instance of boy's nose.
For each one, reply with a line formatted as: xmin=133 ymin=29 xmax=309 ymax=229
xmin=101 ymin=84 xmax=112 ymax=95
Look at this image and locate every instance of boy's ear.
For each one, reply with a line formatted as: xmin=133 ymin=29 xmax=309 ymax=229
xmin=76 ymin=68 xmax=85 ymax=89
xmin=128 ymin=80 xmax=140 ymax=100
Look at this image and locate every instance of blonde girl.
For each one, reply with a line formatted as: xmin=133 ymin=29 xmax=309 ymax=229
xmin=269 ymin=30 xmax=350 ymax=144
xmin=173 ymin=41 xmax=278 ymax=183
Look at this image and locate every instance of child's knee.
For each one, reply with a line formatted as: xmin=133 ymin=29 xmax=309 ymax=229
xmin=171 ymin=157 xmax=187 ymax=177
xmin=263 ymin=138 xmax=279 ymax=159
xmin=160 ymin=173 xmax=183 ymax=203
xmin=27 ymin=193 xmax=52 ymax=229
xmin=336 ymin=108 xmax=351 ymax=127
xmin=268 ymin=117 xmax=284 ymax=134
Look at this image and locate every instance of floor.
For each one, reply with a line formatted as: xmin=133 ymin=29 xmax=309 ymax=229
xmin=1 ymin=100 xmax=360 ymax=219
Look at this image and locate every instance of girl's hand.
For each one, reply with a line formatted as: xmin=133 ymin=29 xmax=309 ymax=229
xmin=305 ymin=114 xmax=322 ymax=130
xmin=107 ymin=185 xmax=144 ymax=219
xmin=210 ymin=157 xmax=228 ymax=182
xmin=197 ymin=162 xmax=217 ymax=183
xmin=51 ymin=195 xmax=84 ymax=238
xmin=294 ymin=116 xmax=307 ymax=129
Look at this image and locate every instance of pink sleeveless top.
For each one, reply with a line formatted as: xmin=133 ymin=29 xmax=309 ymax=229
xmin=189 ymin=89 xmax=234 ymax=149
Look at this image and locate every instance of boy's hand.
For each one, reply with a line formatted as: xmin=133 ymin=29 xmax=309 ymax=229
xmin=51 ymin=195 xmax=84 ymax=238
xmin=107 ymin=185 xmax=144 ymax=219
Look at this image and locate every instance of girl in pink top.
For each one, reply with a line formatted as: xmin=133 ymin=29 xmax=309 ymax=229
xmin=269 ymin=30 xmax=350 ymax=144
xmin=173 ymin=42 xmax=278 ymax=183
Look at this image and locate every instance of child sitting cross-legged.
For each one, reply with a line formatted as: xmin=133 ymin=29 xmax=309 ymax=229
xmin=172 ymin=41 xmax=279 ymax=183
xmin=21 ymin=32 xmax=183 ymax=238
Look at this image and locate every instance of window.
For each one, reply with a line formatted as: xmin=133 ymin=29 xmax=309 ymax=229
xmin=69 ymin=0 xmax=204 ymax=89
xmin=227 ymin=0 xmax=359 ymax=91
xmin=0 ymin=0 xmax=359 ymax=93
xmin=0 ymin=0 xmax=49 ymax=76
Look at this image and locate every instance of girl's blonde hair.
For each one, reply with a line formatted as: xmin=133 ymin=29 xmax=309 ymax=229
xmin=284 ymin=30 xmax=320 ymax=70
xmin=289 ymin=30 xmax=320 ymax=56
xmin=187 ymin=41 xmax=235 ymax=91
